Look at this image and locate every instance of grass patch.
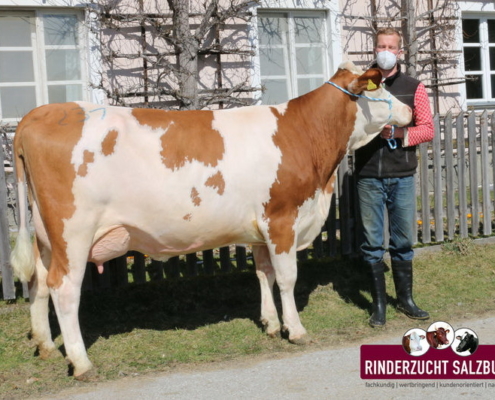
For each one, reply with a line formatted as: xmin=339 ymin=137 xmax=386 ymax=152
xmin=2 ymin=239 xmax=495 ymax=398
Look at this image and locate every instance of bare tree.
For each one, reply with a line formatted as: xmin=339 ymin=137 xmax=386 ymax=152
xmin=90 ymin=0 xmax=260 ymax=110
xmin=341 ymin=0 xmax=461 ymax=112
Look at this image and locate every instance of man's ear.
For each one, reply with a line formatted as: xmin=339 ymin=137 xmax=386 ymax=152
xmin=347 ymin=68 xmax=382 ymax=94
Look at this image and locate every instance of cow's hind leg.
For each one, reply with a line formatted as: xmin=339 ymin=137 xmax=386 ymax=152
xmin=48 ymin=250 xmax=94 ymax=380
xmin=253 ymin=245 xmax=281 ymax=337
xmin=29 ymin=239 xmax=58 ymax=359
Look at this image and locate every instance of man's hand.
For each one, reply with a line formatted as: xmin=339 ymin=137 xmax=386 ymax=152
xmin=380 ymin=125 xmax=405 ymax=140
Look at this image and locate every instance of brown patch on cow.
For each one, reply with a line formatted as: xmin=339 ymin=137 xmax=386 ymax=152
xmin=205 ymin=171 xmax=225 ymax=195
xmin=263 ymin=69 xmax=358 ymax=254
xmin=102 ymin=129 xmax=118 ymax=156
xmin=403 ymin=335 xmax=411 ymax=354
xmin=14 ymin=102 xmax=86 ymax=288
xmin=183 ymin=213 xmax=192 ymax=221
xmin=427 ymin=327 xmax=450 ymax=348
xmin=131 ymin=108 xmax=225 ymax=170
xmin=191 ymin=187 xmax=201 ymax=206
xmin=77 ymin=150 xmax=95 ymax=177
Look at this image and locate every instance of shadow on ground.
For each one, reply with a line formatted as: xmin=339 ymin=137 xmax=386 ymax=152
xmin=41 ymin=255 xmax=379 ymax=358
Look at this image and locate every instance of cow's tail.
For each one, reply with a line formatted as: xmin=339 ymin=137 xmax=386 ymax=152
xmin=10 ymin=137 xmax=35 ymax=283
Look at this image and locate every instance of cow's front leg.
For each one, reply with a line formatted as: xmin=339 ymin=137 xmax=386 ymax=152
xmin=253 ymin=245 xmax=280 ymax=337
xmin=29 ymin=240 xmax=57 ymax=359
xmin=269 ymin=249 xmax=309 ymax=344
xmin=49 ymin=254 xmax=94 ymax=380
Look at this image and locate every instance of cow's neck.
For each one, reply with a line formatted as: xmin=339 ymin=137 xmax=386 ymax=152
xmin=282 ymin=84 xmax=357 ymax=189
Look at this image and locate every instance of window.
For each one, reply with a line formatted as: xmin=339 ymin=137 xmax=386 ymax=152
xmin=462 ymin=16 xmax=495 ymax=102
xmin=257 ymin=11 xmax=328 ymax=105
xmin=0 ymin=10 xmax=86 ymax=122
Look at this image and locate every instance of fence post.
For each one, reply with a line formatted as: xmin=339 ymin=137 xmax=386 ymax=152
xmin=164 ymin=256 xmax=180 ymax=279
xmin=419 ymin=142 xmax=431 ymax=243
xmin=149 ymin=259 xmax=164 ymax=281
xmin=457 ymin=113 xmax=468 ymax=238
xmin=444 ymin=112 xmax=456 ymax=239
xmin=186 ymin=253 xmax=198 ymax=276
xmin=468 ymin=111 xmax=480 ymax=236
xmin=109 ymin=255 xmax=128 ymax=287
xmin=432 ymin=114 xmax=444 ymax=242
xmin=0 ymin=147 xmax=15 ymax=300
xmin=480 ymin=110 xmax=492 ymax=236
xmin=202 ymin=249 xmax=216 ymax=275
xmin=235 ymin=245 xmax=247 ymax=270
xmin=219 ymin=246 xmax=231 ymax=273
xmin=491 ymin=113 xmax=495 ymax=230
xmin=131 ymin=251 xmax=146 ymax=284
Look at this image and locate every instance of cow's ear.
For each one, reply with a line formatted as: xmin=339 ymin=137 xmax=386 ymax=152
xmin=420 ymin=335 xmax=425 ymax=339
xmin=347 ymin=68 xmax=382 ymax=94
xmin=456 ymin=336 xmax=461 ymax=340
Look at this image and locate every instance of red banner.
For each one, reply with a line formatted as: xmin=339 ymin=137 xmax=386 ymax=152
xmin=361 ymin=345 xmax=495 ymax=379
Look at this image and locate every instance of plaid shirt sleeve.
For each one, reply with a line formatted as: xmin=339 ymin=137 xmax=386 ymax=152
xmin=403 ymin=83 xmax=434 ymax=147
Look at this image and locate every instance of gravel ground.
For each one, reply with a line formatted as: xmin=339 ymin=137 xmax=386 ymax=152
xmin=39 ymin=316 xmax=495 ymax=400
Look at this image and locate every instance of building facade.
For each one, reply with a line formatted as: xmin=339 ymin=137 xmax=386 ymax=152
xmin=0 ymin=0 xmax=494 ymax=122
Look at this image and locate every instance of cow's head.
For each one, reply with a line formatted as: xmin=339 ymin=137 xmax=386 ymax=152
xmin=334 ymin=61 xmax=412 ymax=151
xmin=456 ymin=333 xmax=477 ymax=353
xmin=409 ymin=331 xmax=426 ymax=352
xmin=435 ymin=327 xmax=450 ymax=345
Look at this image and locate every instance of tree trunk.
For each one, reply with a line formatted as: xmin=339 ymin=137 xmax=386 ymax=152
xmin=401 ymin=0 xmax=417 ymax=79
xmin=168 ymin=0 xmax=199 ymax=109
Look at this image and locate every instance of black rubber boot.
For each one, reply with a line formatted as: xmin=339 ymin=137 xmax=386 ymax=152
xmin=391 ymin=260 xmax=429 ymax=320
xmin=369 ymin=261 xmax=386 ymax=327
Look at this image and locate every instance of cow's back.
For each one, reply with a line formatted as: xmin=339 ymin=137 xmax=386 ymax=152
xmin=16 ymin=102 xmax=330 ymax=263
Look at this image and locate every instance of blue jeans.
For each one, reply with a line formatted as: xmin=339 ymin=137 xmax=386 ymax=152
xmin=357 ymin=176 xmax=415 ymax=264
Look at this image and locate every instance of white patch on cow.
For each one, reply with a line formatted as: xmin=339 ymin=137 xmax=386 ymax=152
xmin=63 ymin=102 xmax=283 ymax=264
xmin=9 ymin=181 xmax=35 ymax=282
xmin=294 ymin=188 xmax=333 ymax=251
xmin=271 ymin=102 xmax=288 ymax=116
xmin=409 ymin=331 xmax=424 ymax=353
xmin=255 ymin=240 xmax=307 ymax=339
xmin=346 ymin=87 xmax=412 ymax=152
xmin=211 ymin=104 xmax=283 ymax=229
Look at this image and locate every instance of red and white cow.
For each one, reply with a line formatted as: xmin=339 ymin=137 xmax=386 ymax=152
xmin=427 ymin=326 xmax=451 ymax=349
xmin=403 ymin=330 xmax=426 ymax=354
xmin=10 ymin=61 xmax=411 ymax=379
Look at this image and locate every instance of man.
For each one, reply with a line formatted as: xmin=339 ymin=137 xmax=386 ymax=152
xmin=355 ymin=27 xmax=434 ymax=327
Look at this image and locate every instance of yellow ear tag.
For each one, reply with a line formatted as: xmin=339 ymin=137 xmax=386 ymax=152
xmin=367 ymin=79 xmax=378 ymax=91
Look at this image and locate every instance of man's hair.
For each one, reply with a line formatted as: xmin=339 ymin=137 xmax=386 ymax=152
xmin=375 ymin=27 xmax=402 ymax=48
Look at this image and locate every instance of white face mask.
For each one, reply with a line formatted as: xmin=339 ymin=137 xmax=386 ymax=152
xmin=376 ymin=50 xmax=397 ymax=70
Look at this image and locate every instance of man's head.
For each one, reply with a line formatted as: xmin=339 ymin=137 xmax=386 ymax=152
xmin=374 ymin=27 xmax=403 ymax=75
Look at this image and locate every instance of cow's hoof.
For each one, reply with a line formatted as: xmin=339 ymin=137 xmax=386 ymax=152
xmin=267 ymin=330 xmax=281 ymax=339
xmin=289 ymin=335 xmax=313 ymax=345
xmin=74 ymin=367 xmax=98 ymax=382
xmin=261 ymin=318 xmax=281 ymax=338
xmin=38 ymin=344 xmax=59 ymax=360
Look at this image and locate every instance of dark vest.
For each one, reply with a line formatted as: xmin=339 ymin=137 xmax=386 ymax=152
xmin=354 ymin=65 xmax=420 ymax=178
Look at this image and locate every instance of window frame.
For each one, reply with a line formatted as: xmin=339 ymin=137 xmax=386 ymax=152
xmin=255 ymin=9 xmax=332 ymax=105
xmin=461 ymin=12 xmax=495 ymax=107
xmin=0 ymin=8 xmax=88 ymax=122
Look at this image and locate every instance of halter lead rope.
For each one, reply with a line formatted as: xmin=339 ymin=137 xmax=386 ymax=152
xmin=325 ymin=80 xmax=397 ymax=150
